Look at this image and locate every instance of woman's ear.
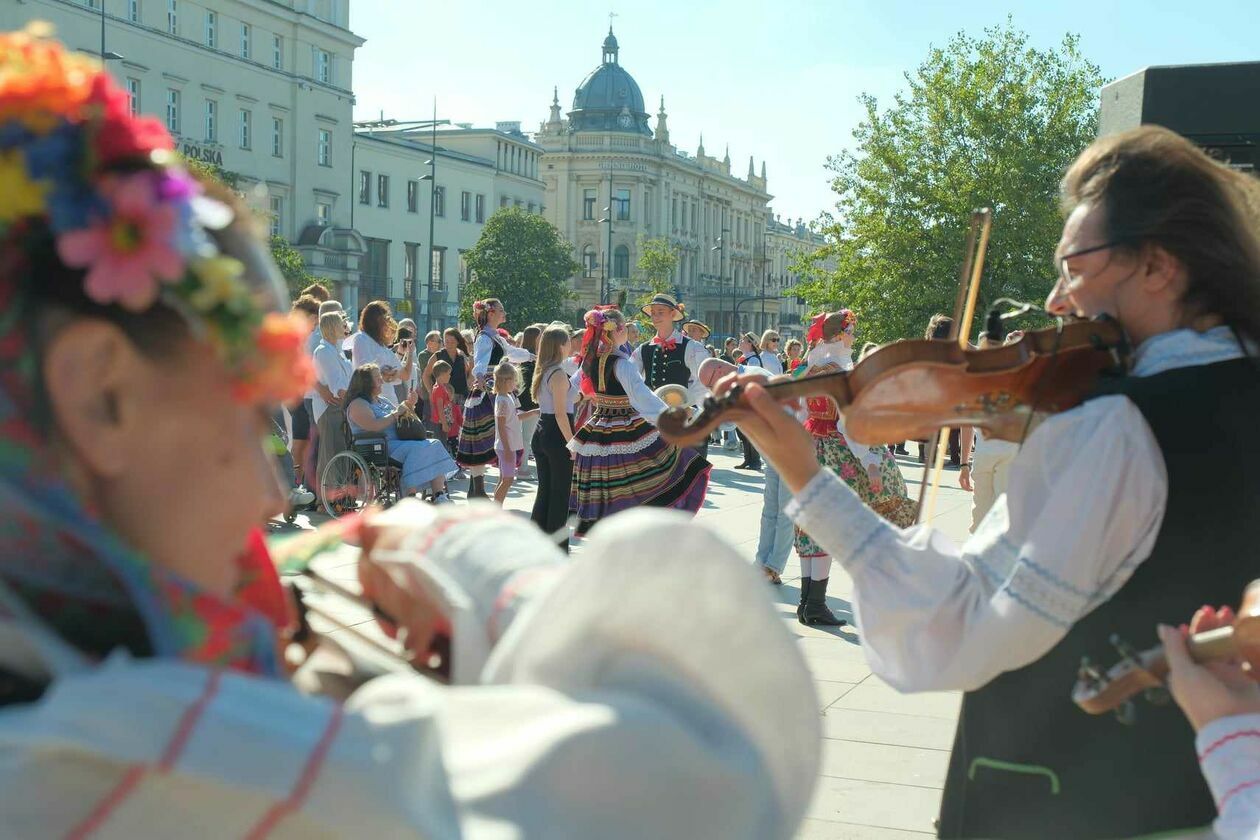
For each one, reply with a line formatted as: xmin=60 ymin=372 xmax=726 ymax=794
xmin=42 ymin=320 xmax=148 ymax=479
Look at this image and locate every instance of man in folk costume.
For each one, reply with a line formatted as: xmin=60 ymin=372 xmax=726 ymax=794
xmin=718 ymin=126 xmax=1260 ymax=839
xmin=635 ymin=293 xmax=711 ymax=456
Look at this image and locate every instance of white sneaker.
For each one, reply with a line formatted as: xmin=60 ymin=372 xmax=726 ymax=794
xmin=288 ymin=487 xmax=315 ymax=507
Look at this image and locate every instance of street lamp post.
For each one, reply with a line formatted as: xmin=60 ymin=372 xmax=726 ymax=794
xmin=98 ymin=2 xmax=124 ymax=62
xmin=598 ymin=205 xmax=614 ymax=305
xmin=711 ymin=226 xmax=728 ymax=341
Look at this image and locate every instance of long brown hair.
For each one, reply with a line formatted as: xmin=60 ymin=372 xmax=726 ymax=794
xmin=442 ymin=326 xmax=468 ymax=355
xmin=1061 ymin=125 xmax=1260 ymax=346
xmin=532 ymin=323 xmax=571 ymax=397
xmin=344 ymin=363 xmax=381 ymax=408
xmin=522 ymin=323 xmax=543 ymax=354
xmin=359 ymin=300 xmax=395 ymax=345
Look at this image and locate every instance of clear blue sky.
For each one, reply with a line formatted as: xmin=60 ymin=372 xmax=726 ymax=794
xmin=350 ymin=0 xmax=1257 ymax=224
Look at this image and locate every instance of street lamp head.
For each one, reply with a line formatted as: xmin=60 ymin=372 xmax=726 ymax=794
xmin=103 ymin=51 xmax=124 ymax=61
xmin=418 ymin=173 xmax=433 ymax=181
xmin=598 ymin=217 xmax=611 ymax=225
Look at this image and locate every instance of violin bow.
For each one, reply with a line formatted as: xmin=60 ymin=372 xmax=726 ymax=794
xmin=916 ymin=208 xmax=993 ymax=524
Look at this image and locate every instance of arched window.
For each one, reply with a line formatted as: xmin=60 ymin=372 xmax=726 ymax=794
xmin=613 ymin=245 xmax=630 ymax=279
xmin=582 ymin=245 xmax=597 ymax=278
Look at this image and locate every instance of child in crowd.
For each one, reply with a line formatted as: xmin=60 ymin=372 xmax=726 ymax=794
xmin=429 ymin=360 xmax=461 ymax=458
xmin=493 ymin=361 xmax=526 ymax=505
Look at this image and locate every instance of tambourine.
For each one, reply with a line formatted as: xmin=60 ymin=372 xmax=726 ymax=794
xmin=654 ymin=384 xmax=691 ymax=409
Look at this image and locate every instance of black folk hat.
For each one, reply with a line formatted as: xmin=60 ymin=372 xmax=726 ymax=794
xmin=641 ymin=293 xmax=685 ymax=321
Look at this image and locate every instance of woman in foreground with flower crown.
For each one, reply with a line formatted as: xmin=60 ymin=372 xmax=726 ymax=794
xmin=568 ymin=307 xmax=711 ymax=536
xmin=0 ymin=30 xmax=820 ymax=837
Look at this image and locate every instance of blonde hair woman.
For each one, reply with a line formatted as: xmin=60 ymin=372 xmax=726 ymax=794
xmin=530 ymin=323 xmax=579 ymax=549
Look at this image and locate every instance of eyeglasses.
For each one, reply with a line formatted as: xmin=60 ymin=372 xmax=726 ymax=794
xmin=1056 ymin=240 xmax=1132 ymax=285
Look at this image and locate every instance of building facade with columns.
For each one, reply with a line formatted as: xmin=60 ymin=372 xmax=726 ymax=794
xmin=348 ymin=124 xmax=545 ymax=327
xmin=4 ymin=0 xmax=370 ymax=298
xmin=537 ymin=28 xmax=782 ymax=340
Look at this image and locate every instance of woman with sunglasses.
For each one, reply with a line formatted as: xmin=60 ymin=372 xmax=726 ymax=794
xmin=719 ymin=126 xmax=1260 ymax=838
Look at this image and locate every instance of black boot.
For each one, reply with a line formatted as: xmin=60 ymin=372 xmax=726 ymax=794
xmin=799 ymin=576 xmax=846 ymax=627
xmin=797 ymin=577 xmax=810 ymax=622
xmin=467 ymin=475 xmax=487 ymax=499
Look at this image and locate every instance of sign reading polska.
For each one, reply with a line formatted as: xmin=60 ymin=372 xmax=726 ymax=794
xmin=181 ymin=142 xmax=224 ymax=167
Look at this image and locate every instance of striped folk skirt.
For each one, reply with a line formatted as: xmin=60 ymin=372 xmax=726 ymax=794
xmin=568 ymin=396 xmax=711 ymax=536
xmin=456 ymin=386 xmax=497 ymax=468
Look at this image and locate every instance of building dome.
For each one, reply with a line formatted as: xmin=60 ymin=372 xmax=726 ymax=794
xmin=568 ymin=28 xmax=652 ymax=136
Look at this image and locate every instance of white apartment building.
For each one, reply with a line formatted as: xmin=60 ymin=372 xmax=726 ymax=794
xmin=766 ymin=214 xmax=831 ymax=339
xmin=351 ymin=125 xmax=545 ymax=328
xmin=4 ymin=0 xmax=366 ymax=296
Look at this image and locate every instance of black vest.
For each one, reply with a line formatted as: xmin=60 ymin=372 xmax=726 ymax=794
xmin=436 ymin=349 xmax=468 ymax=396
xmin=641 ymin=336 xmax=692 ymax=390
xmin=939 ymin=357 xmax=1260 ymax=839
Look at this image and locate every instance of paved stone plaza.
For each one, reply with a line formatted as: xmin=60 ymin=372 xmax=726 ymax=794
xmin=293 ymin=442 xmax=973 ymax=839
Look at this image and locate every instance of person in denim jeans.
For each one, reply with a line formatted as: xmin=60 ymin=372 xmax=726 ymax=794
xmin=755 ymin=463 xmax=795 ymax=584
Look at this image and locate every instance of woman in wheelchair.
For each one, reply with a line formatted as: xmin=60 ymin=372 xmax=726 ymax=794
xmin=344 ymin=364 xmax=456 ymax=504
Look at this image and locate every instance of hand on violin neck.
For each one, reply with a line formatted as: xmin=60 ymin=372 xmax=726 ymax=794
xmin=1159 ymin=616 xmax=1260 ymax=733
xmin=715 ymin=375 xmax=819 ymax=494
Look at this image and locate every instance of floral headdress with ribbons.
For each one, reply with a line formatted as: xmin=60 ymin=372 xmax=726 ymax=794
xmin=578 ymin=305 xmax=619 ymax=395
xmin=0 ymin=27 xmax=306 ymax=678
xmin=805 ymin=309 xmax=856 ymax=344
xmin=0 ymin=24 xmax=312 ymax=405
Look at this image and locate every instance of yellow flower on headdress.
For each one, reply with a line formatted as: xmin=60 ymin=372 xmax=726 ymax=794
xmin=188 ymin=256 xmax=250 ymax=314
xmin=0 ymin=149 xmax=49 ymax=222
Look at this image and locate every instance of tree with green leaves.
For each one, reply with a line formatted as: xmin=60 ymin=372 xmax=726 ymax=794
xmin=793 ymin=20 xmax=1103 ymax=344
xmin=631 ymin=236 xmax=680 ymax=326
xmin=460 ymin=208 xmax=579 ymax=328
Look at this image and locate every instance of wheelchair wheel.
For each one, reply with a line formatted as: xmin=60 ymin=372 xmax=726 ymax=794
xmin=320 ymin=451 xmax=376 ymax=518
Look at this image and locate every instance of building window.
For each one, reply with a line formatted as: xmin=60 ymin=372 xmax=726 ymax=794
xmin=433 ymin=186 xmax=445 ymax=218
xmin=165 ymin=89 xmax=179 ymax=134
xmin=240 ymin=23 xmax=250 ymax=59
xmin=271 ymin=117 xmax=282 ymax=157
xmin=362 ymin=238 xmax=390 ymax=302
xmin=358 ymin=171 xmax=370 ymax=205
xmin=317 ymin=128 xmax=331 ymax=166
xmin=614 ymin=188 xmax=631 ymax=221
xmin=377 ymin=174 xmax=389 ymax=208
xmin=527 ymin=202 xmax=535 ymax=214
xmin=403 ymin=242 xmax=419 ymax=300
xmin=238 ymin=109 xmax=251 ymax=149
xmin=458 ymin=250 xmax=472 ymax=289
xmin=613 ymin=245 xmax=629 ymax=278
xmin=500 ymin=196 xmax=508 ymax=209
xmin=460 ymin=191 xmax=471 ymax=221
xmin=430 ymin=247 xmax=446 ymax=292
xmin=203 ymin=99 xmax=216 ymax=142
xmin=204 ymin=11 xmax=216 ymax=48
xmin=125 ymin=78 xmax=140 ymax=117
xmin=128 ymin=0 xmax=140 ymax=23
xmin=406 ymin=180 xmax=418 ymax=213
xmin=316 ymin=201 xmax=331 ymax=226
xmin=167 ymin=0 xmax=177 ymax=34
xmin=269 ymin=195 xmax=283 ymax=237
xmin=514 ymin=199 xmax=522 ymax=208
xmin=272 ymin=35 xmax=283 ymax=69
xmin=475 ymin=194 xmax=485 ymax=223
xmin=582 ymin=246 xmax=596 ymax=279
xmin=315 ymin=49 xmax=331 ymax=84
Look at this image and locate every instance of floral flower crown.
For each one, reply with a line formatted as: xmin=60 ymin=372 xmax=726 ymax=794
xmin=806 ymin=309 xmax=856 ymax=344
xmin=0 ymin=25 xmax=311 ymax=403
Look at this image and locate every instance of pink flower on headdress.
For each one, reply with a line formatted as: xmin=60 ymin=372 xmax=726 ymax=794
xmin=55 ymin=171 xmax=184 ymax=311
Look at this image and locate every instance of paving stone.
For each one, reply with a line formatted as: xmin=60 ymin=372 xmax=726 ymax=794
xmin=828 ymin=683 xmax=961 ymax=721
xmin=806 ymin=776 xmax=942 ymax=834
xmin=821 ymin=709 xmax=957 ymax=752
xmin=819 ymin=738 xmax=950 ymax=788
xmin=796 ymin=818 xmax=934 ymax=839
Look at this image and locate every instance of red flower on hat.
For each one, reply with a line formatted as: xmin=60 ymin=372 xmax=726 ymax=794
xmin=86 ymin=73 xmax=175 ymax=165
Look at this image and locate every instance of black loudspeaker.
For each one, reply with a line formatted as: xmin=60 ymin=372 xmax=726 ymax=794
xmin=1099 ymin=62 xmax=1260 ymax=173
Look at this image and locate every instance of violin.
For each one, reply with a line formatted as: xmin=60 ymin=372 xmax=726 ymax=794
xmin=656 ymin=317 xmax=1128 ymax=448
xmin=1072 ymin=581 xmax=1260 ymax=721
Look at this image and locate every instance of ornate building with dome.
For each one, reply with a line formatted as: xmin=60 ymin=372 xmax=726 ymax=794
xmin=538 ymin=28 xmax=816 ymax=338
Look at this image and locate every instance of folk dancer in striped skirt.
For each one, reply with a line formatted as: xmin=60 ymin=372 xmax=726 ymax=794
xmin=568 ymin=308 xmax=711 ymax=537
xmin=456 ymin=298 xmax=532 ymax=498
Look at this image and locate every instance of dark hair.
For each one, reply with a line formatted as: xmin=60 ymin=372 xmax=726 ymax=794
xmin=443 ymin=326 xmax=468 ymax=355
xmin=474 ymin=297 xmax=502 ymax=330
xmin=1062 ymin=125 xmax=1260 ymax=345
xmin=291 ymin=294 xmax=320 ymax=318
xmin=521 ymin=324 xmax=543 ymax=354
xmin=300 ymin=282 xmax=330 ymax=302
xmin=926 ymin=314 xmax=953 ymax=340
xmin=359 ymin=300 xmax=395 ymax=344
xmin=344 ymin=363 xmax=380 ymax=408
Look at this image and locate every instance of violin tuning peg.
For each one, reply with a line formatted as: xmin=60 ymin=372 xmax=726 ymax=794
xmin=1114 ymin=700 xmax=1137 ymax=726
xmin=1077 ymin=656 xmax=1106 ymax=689
xmin=1109 ymin=634 xmax=1142 ymax=667
xmin=1143 ymin=686 xmax=1172 ymax=707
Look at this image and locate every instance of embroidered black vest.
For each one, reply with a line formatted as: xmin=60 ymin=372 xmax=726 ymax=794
xmin=641 ymin=336 xmax=692 ymax=390
xmin=938 ymin=357 xmax=1260 ymax=838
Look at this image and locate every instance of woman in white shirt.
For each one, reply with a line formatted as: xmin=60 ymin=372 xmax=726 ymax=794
xmin=351 ymin=301 xmax=412 ymax=408
xmin=758 ymin=329 xmax=785 ymax=376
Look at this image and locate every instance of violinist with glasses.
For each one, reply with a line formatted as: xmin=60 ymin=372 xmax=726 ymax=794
xmin=719 ymin=125 xmax=1260 ymax=838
